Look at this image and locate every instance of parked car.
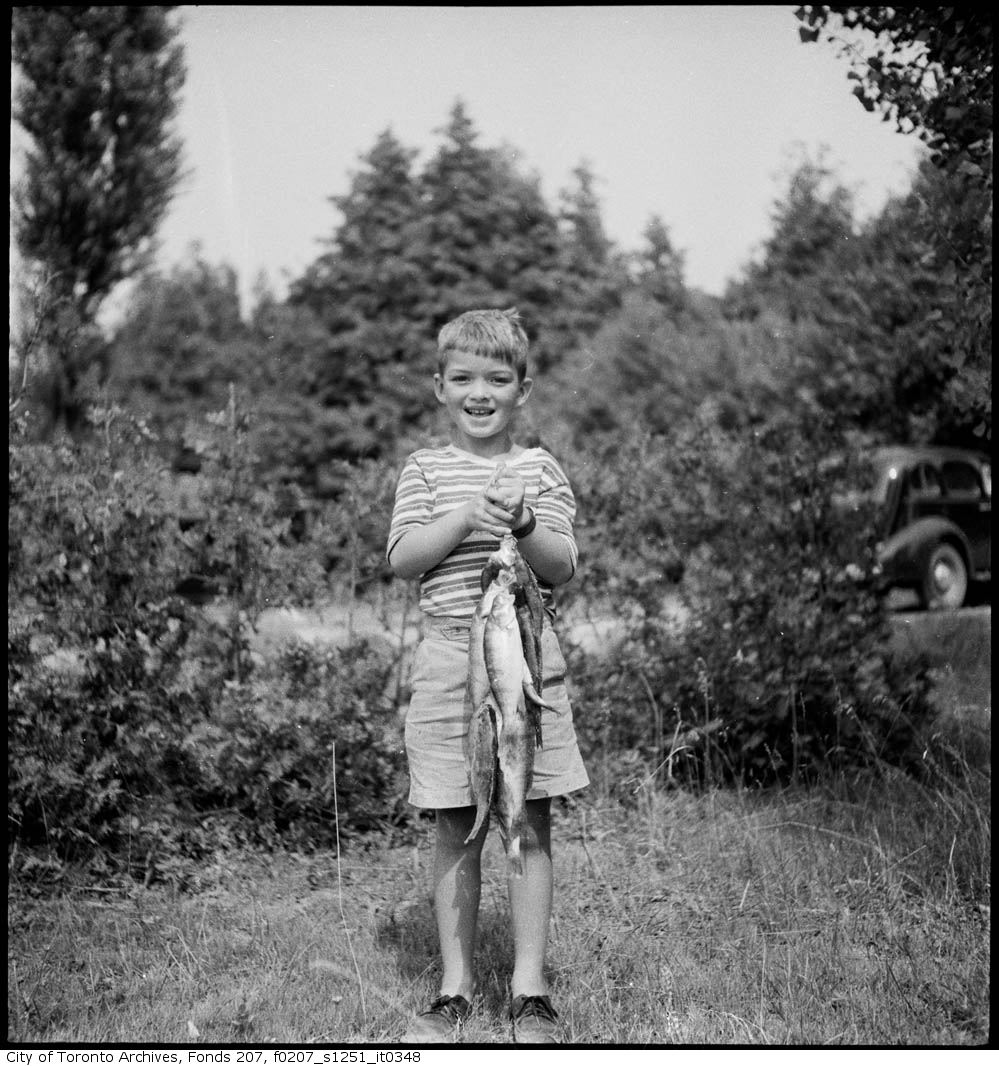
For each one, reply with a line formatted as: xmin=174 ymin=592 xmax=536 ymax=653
xmin=871 ymin=445 xmax=991 ymax=610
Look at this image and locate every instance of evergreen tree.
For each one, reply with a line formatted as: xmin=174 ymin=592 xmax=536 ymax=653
xmin=857 ymin=159 xmax=992 ymax=446
xmin=286 ymin=100 xmax=625 ymax=473
xmin=718 ymin=156 xmax=892 ymax=429
xmin=797 ymin=7 xmax=991 ymax=445
xmin=413 ymin=101 xmax=569 ymax=370
xmin=633 ymin=214 xmax=688 ymax=316
xmin=287 ymin=128 xmax=430 ymax=464
xmin=11 ymin=6 xmax=186 ymax=431
xmin=724 ymin=156 xmax=860 ymax=324
xmin=550 ymin=162 xmax=627 ymax=353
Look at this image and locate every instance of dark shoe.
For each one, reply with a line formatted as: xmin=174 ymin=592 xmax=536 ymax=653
xmin=402 ymin=994 xmax=472 ymax=1043
xmin=511 ymin=994 xmax=559 ymax=1044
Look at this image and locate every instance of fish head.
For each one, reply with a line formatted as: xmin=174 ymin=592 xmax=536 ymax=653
xmin=477 ymin=566 xmax=515 ymax=618
xmin=488 ymin=583 xmax=518 ymax=628
xmin=492 ymin=535 xmax=519 ymax=571
xmin=486 ymin=566 xmax=516 ymax=595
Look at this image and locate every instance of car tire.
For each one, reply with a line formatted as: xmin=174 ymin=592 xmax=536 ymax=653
xmin=919 ymin=542 xmax=968 ymax=610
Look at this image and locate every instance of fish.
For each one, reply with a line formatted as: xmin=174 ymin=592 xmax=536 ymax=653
xmin=483 ymin=582 xmax=554 ymax=874
xmin=481 ymin=535 xmax=546 ymax=744
xmin=464 ymin=525 xmax=550 ymax=860
xmin=463 ymin=569 xmax=513 ymax=844
xmin=511 ymin=549 xmax=546 ymax=748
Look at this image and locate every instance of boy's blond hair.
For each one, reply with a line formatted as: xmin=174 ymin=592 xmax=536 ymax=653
xmin=437 ymin=308 xmax=529 ymax=379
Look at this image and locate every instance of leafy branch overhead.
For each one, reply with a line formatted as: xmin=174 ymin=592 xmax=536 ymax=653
xmin=795 ymin=7 xmax=993 ymax=182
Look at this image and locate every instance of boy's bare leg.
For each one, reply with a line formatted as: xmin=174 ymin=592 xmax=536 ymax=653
xmin=433 ymin=806 xmax=486 ymax=1000
xmin=508 ymin=797 xmax=553 ymax=996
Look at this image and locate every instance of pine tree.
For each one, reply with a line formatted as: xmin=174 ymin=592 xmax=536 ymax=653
xmin=285 ymin=101 xmax=624 ymax=471
xmin=633 ymin=214 xmax=688 ymax=316
xmin=413 ymin=100 xmax=568 ymax=369
xmin=287 ymin=128 xmax=429 ymax=462
xmin=548 ymin=162 xmax=626 ymax=357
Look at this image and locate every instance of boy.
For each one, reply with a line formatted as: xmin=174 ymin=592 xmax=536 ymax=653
xmin=387 ymin=308 xmax=589 ymax=1044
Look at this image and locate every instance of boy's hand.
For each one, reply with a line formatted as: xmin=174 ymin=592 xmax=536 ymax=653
xmin=462 ymin=463 xmax=525 ymax=538
xmin=491 ymin=470 xmax=527 ymax=527
xmin=463 ymin=487 xmax=517 ymax=538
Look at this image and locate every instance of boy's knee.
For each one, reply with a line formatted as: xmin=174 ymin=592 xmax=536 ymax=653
xmin=520 ymin=799 xmax=552 ymax=852
xmin=436 ymin=807 xmax=485 ymax=851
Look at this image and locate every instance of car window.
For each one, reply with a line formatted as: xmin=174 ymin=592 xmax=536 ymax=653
xmin=941 ymin=461 xmax=983 ymax=496
xmin=910 ymin=463 xmax=943 ymax=496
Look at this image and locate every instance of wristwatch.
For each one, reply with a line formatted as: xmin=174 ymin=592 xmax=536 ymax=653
xmin=512 ymin=508 xmax=537 ymax=539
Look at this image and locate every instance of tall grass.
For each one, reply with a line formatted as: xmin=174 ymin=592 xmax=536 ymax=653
xmin=8 ymin=747 xmax=989 ymax=1046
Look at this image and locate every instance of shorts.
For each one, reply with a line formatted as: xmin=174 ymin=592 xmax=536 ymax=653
xmin=405 ymin=616 xmax=590 ymax=810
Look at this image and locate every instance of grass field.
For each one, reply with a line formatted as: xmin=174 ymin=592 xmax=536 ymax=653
xmin=7 ymin=743 xmax=990 ymax=1047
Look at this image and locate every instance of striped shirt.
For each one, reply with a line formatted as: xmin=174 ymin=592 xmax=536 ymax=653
xmin=387 ymin=444 xmax=578 ymax=619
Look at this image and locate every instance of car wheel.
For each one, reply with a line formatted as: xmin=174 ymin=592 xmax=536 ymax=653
xmin=919 ymin=542 xmax=968 ymax=610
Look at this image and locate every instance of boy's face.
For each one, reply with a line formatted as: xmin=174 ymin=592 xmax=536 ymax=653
xmin=434 ymin=350 xmax=532 ymax=449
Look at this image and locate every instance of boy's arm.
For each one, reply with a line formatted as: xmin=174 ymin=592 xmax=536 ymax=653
xmin=489 ymin=466 xmax=575 ymax=587
xmin=511 ymin=517 xmax=575 ymax=587
xmin=506 ymin=455 xmax=578 ymax=588
xmin=389 ymin=490 xmax=517 ymax=580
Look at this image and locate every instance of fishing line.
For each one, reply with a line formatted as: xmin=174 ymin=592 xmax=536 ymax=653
xmin=332 ymin=740 xmax=367 ymax=1023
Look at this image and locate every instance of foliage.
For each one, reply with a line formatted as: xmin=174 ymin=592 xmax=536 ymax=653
xmin=287 ymin=101 xmax=627 ymax=471
xmin=566 ymin=415 xmax=936 ymax=788
xmin=550 ymin=162 xmax=629 ymax=352
xmin=631 ymin=214 xmax=690 ymax=315
xmin=9 ymin=405 xmax=213 ymax=859
xmin=185 ymin=639 xmax=409 ymax=848
xmin=314 ymin=458 xmax=401 ymax=595
xmin=796 ymin=7 xmax=992 ymax=181
xmin=795 ymin=7 xmax=992 ymax=445
xmin=8 ymin=397 xmax=334 ymax=864
xmin=720 ymin=153 xmax=888 ymax=431
xmin=543 ymin=287 xmax=789 ymax=445
xmin=723 ymin=151 xmax=991 ymax=445
xmin=108 ymin=252 xmax=361 ymax=498
xmin=108 ymin=255 xmax=247 ymax=426
xmin=851 ymin=158 xmax=992 ymax=446
xmin=11 ymin=6 xmax=186 ymax=431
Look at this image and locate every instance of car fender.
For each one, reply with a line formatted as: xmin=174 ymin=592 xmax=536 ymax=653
xmin=877 ymin=516 xmax=972 ymax=579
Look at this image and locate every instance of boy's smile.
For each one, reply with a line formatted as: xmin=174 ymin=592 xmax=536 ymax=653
xmin=434 ymin=351 xmax=532 ymax=455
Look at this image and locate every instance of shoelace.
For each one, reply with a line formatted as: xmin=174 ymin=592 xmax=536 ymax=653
xmin=512 ymin=994 xmax=558 ymax=1022
xmin=423 ymin=995 xmax=470 ymax=1024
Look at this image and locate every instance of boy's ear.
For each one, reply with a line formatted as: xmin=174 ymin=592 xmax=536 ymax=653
xmin=433 ymin=373 xmax=446 ymax=404
xmin=516 ymin=376 xmax=534 ymax=406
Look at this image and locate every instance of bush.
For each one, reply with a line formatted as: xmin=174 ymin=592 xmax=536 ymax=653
xmin=9 ymin=407 xmax=217 ymax=858
xmin=7 ymin=399 xmax=354 ymax=870
xmin=567 ymin=414 xmax=937 ymax=790
xmin=185 ymin=639 xmax=411 ymax=847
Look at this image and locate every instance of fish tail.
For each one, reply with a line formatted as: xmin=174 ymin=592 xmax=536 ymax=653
xmin=522 ymin=680 xmax=555 ymax=711
xmin=464 ymin=802 xmax=491 ymax=845
xmin=506 ymin=836 xmax=524 ymax=877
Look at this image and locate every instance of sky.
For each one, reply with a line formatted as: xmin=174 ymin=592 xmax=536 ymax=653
xmin=16 ymin=5 xmax=929 ymax=317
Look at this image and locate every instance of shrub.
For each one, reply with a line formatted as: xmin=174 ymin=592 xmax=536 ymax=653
xmin=7 ymin=399 xmax=346 ymax=869
xmin=185 ymin=638 xmax=410 ymax=846
xmin=567 ymin=413 xmax=936 ymax=790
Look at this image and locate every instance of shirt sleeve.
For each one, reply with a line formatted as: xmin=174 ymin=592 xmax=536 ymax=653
xmin=387 ymin=454 xmax=433 ymax=562
xmin=535 ymin=453 xmax=579 ymax=575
